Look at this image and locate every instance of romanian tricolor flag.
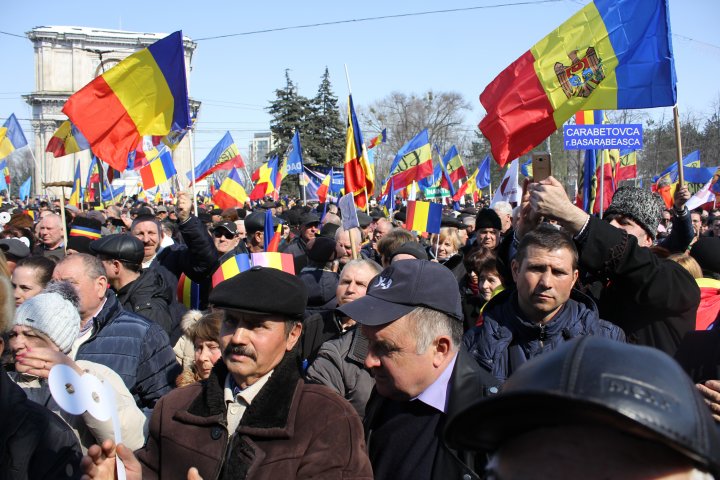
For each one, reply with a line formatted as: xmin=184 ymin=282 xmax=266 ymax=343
xmin=177 ymin=273 xmax=201 ymax=310
xmin=249 ymin=156 xmax=279 ymax=201
xmin=0 ymin=114 xmax=28 ymax=160
xmin=46 ymin=120 xmax=90 ymax=158
xmin=212 ymin=253 xmax=251 ymax=288
xmin=317 ymin=168 xmax=333 ymax=204
xmin=188 ymin=131 xmax=244 ymax=182
xmin=383 ymin=129 xmax=434 ymax=195
xmin=0 ymin=160 xmax=10 ymax=187
xmin=440 ymin=146 xmax=467 ymax=189
xmin=479 ymin=0 xmax=676 ymax=167
xmin=454 ymin=156 xmax=490 ymax=203
xmin=68 ymin=162 xmax=82 ymax=207
xmin=63 ymin=31 xmax=191 ymax=172
xmin=69 ymin=224 xmax=101 ymax=240
xmin=212 ymin=168 xmax=248 ymax=209
xmin=344 ymin=95 xmax=374 ymax=208
xmin=139 ymin=147 xmax=176 ymax=190
xmin=250 ymin=252 xmax=295 ymax=275
xmin=406 ymin=200 xmax=442 ymax=234
xmin=368 ymin=128 xmax=387 ymax=149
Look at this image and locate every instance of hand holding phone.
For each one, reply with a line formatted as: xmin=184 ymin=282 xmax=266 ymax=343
xmin=532 ymin=153 xmax=552 ymax=182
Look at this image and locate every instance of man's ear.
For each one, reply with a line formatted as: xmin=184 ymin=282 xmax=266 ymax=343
xmin=285 ymin=322 xmax=302 ymax=351
xmin=511 ymin=258 xmax=520 ymax=283
xmin=432 ymin=336 xmax=453 ymax=368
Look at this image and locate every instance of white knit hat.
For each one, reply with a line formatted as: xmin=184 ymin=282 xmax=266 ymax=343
xmin=13 ymin=282 xmax=81 ymax=354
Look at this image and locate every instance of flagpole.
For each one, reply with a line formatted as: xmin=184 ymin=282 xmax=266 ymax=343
xmin=599 ymin=150 xmax=605 ymax=219
xmin=673 ymin=105 xmax=684 ymax=186
xmin=189 ymin=119 xmax=199 ymax=217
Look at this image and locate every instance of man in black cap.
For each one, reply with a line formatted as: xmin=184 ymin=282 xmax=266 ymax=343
xmin=210 ymin=220 xmax=241 ymax=255
xmin=243 ymin=210 xmax=279 ymax=253
xmin=445 ymin=336 xmax=720 ymax=479
xmin=339 ymin=260 xmax=500 ymax=480
xmin=82 ymin=267 xmax=372 ymax=479
xmin=473 ymin=208 xmax=502 ymax=250
xmin=90 ymin=234 xmax=177 ymax=339
xmin=0 ymin=238 xmax=30 ymax=273
xmin=281 ymin=211 xmax=320 ymax=272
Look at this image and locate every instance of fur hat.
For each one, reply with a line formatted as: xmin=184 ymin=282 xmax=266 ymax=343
xmin=13 ymin=281 xmax=80 ymax=354
xmin=605 ymin=187 xmax=664 ymax=239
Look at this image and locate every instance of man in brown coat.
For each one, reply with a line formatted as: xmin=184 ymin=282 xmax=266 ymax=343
xmin=81 ymin=267 xmax=372 ymax=480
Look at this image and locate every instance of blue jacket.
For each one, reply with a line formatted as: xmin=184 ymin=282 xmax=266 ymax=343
xmin=463 ymin=289 xmax=625 ymax=382
xmin=76 ymin=291 xmax=180 ymax=409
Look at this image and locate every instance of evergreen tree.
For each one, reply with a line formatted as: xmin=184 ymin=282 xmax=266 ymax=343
xmin=267 ymin=69 xmax=311 ymax=160
xmin=305 ymin=67 xmax=345 ymax=168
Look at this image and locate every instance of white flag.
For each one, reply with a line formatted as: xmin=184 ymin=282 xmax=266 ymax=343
xmin=491 ymin=159 xmax=521 ymax=206
xmin=685 ymin=179 xmax=715 ymax=211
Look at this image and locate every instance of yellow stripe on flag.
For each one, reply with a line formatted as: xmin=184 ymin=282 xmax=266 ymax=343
xmin=102 ymin=49 xmax=174 ymax=133
xmin=412 ymin=200 xmax=430 ymax=232
xmin=150 ymin=158 xmax=169 ymax=184
xmin=531 ymin=2 xmax=619 ymax=127
xmin=221 ymin=258 xmax=240 ymax=280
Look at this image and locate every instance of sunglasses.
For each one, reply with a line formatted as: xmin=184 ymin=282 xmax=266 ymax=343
xmin=213 ymin=230 xmax=236 ymax=240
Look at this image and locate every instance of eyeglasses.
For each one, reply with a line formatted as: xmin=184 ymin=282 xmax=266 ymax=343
xmin=213 ymin=230 xmax=236 ymax=240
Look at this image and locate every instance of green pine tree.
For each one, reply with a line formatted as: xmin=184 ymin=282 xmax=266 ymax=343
xmin=305 ymin=67 xmax=345 ymax=168
xmin=267 ymin=69 xmax=311 ymax=160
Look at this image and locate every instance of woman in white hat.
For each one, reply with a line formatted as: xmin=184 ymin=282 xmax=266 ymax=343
xmin=8 ymin=281 xmax=147 ymax=452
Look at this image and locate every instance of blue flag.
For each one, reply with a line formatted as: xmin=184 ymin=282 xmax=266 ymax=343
xmin=477 ymin=155 xmax=491 ymax=190
xmin=285 ymin=130 xmax=304 ymax=175
xmin=18 ymin=176 xmax=31 ymax=201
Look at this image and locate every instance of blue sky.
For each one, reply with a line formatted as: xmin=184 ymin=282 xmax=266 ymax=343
xmin=1 ymin=0 xmax=719 ymax=163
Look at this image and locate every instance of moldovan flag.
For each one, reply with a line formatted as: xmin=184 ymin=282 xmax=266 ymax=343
xmin=479 ymin=0 xmax=676 ymax=167
xmin=139 ymin=147 xmax=176 ymax=190
xmin=383 ymin=129 xmax=434 ymax=195
xmin=615 ymin=149 xmax=638 ymax=182
xmin=0 ymin=114 xmax=28 ymax=159
xmin=46 ymin=120 xmax=90 ymax=158
xmin=177 ymin=273 xmax=201 ymax=310
xmin=250 ymin=252 xmax=295 ymax=275
xmin=406 ymin=200 xmax=442 ymax=234
xmin=68 ymin=162 xmax=82 ymax=207
xmin=212 ymin=253 xmax=251 ymax=287
xmin=212 ymin=168 xmax=248 ymax=209
xmin=63 ymin=31 xmax=191 ymax=172
xmin=188 ymin=131 xmax=244 ymax=182
xmin=440 ymin=146 xmax=467 ymax=188
xmin=344 ymin=95 xmax=374 ymax=208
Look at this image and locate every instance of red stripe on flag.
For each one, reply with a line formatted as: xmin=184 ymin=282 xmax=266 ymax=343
xmin=406 ymin=201 xmax=417 ymax=229
xmin=479 ymin=50 xmax=556 ymax=168
xmin=63 ymin=76 xmax=141 ymax=172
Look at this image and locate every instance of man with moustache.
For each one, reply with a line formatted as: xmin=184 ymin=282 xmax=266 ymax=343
xmin=81 ymin=267 xmax=372 ymax=480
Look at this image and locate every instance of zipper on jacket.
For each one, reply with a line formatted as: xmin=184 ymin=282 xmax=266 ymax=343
xmin=538 ymin=324 xmax=546 ymax=348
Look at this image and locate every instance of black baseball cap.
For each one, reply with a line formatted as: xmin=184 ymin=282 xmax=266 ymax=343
xmin=444 ymin=336 xmax=720 ymax=476
xmin=338 ymin=260 xmax=463 ymax=326
xmin=211 ymin=221 xmax=238 ymax=236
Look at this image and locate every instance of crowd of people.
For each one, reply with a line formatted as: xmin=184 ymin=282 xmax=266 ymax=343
xmin=0 ymin=177 xmax=719 ymax=479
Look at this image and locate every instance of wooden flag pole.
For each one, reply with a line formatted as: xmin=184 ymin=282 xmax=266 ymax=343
xmin=673 ymin=105 xmax=684 ymax=186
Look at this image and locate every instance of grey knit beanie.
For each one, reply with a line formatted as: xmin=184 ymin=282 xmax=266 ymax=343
xmin=605 ymin=187 xmax=664 ymax=239
xmin=13 ymin=281 xmax=81 ymax=354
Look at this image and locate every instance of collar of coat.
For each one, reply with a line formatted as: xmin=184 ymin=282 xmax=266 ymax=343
xmin=182 ymin=349 xmax=302 ymax=434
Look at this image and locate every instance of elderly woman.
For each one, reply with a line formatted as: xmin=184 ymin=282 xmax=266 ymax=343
xmin=460 ymin=247 xmax=506 ymax=331
xmin=176 ymin=310 xmax=223 ymax=387
xmin=431 ymin=226 xmax=466 ymax=283
xmin=8 ymin=281 xmax=147 ymax=452
xmin=11 ymin=255 xmax=55 ymax=306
